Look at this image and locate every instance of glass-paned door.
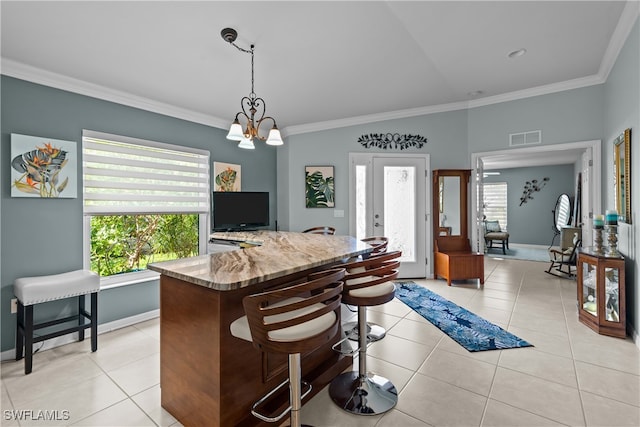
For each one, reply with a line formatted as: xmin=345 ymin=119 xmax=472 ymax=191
xmin=351 ymin=154 xmax=429 ymax=278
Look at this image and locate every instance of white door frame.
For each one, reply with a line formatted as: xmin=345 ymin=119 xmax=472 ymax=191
xmin=470 ymin=140 xmax=601 ymax=250
xmin=348 ymin=152 xmax=432 ymax=278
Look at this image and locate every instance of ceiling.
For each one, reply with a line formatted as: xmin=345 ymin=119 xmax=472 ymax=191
xmin=1 ymin=1 xmax=637 ymax=141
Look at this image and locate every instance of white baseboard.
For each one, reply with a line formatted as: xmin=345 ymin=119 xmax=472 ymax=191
xmin=1 ymin=309 xmax=159 ymax=362
xmin=5 ymin=307 xmax=640 ymax=357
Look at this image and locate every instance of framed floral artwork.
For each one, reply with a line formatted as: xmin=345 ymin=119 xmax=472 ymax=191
xmin=10 ymin=133 xmax=77 ymax=198
xmin=213 ymin=162 xmax=241 ymax=192
xmin=305 ymin=165 xmax=335 ymax=208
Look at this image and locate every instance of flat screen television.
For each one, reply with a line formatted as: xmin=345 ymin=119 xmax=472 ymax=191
xmin=212 ymin=191 xmax=270 ymax=231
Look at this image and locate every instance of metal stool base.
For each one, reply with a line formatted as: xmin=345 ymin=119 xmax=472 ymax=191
xmin=328 ymin=371 xmax=397 ymax=415
xmin=343 ymin=321 xmax=386 ymax=342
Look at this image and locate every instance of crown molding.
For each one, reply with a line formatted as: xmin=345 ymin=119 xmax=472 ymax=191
xmin=283 ymin=101 xmax=470 ymax=137
xmin=0 ymin=56 xmax=614 ymax=138
xmin=599 ymin=1 xmax=640 ymax=81
xmin=466 ymin=74 xmax=606 ymax=110
xmin=0 ymin=58 xmax=230 ymax=130
xmin=284 ymin=71 xmax=608 ymax=136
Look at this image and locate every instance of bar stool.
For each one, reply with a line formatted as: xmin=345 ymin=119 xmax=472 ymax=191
xmin=329 ymin=251 xmax=400 ymax=415
xmin=14 ymin=270 xmax=100 ymax=374
xmin=343 ymin=236 xmax=390 ymax=342
xmin=230 ymin=268 xmax=345 ymax=427
xmin=360 ymin=236 xmax=388 ymax=258
xmin=302 ymin=226 xmax=336 ymax=235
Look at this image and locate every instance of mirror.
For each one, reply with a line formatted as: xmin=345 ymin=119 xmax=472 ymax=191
xmin=553 ymin=193 xmax=572 ymax=232
xmin=614 ymin=128 xmax=631 ymax=223
xmin=439 ymin=176 xmax=461 ymax=235
xmin=433 ymin=169 xmax=470 ymax=241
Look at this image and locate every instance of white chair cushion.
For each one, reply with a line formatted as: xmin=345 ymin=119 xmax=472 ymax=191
xmin=347 ymin=280 xmax=395 ymax=298
xmin=230 ymin=297 xmax=337 ymax=343
xmin=14 ymin=270 xmax=100 ymax=306
xmin=229 ymin=316 xmax=252 ymax=342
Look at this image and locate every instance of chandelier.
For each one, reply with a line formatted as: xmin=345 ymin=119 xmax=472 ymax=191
xmin=221 ymin=27 xmax=283 ymax=149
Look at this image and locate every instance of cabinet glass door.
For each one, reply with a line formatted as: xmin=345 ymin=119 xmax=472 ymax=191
xmin=604 ymin=267 xmax=620 ymax=322
xmin=582 ymin=262 xmax=597 ymax=317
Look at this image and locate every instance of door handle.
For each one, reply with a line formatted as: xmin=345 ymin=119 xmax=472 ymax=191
xmin=374 ymin=222 xmax=383 ymax=227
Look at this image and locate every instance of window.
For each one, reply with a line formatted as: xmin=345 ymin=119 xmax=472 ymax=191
xmin=483 ymin=182 xmax=508 ymax=230
xmin=82 ymin=130 xmax=209 ymax=287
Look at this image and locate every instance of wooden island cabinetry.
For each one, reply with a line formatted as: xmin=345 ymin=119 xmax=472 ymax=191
xmin=148 ymin=231 xmax=370 ymax=427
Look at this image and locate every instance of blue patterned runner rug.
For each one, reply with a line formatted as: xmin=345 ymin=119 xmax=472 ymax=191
xmin=395 ymin=281 xmax=533 ymax=352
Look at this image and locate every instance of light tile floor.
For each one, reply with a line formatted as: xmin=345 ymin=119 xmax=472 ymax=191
xmin=2 ymin=257 xmax=639 ymax=426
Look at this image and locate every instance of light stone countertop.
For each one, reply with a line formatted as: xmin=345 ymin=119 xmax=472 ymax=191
xmin=148 ymin=231 xmax=371 ymax=291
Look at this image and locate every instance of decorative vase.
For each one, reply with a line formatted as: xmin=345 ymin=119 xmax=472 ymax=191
xmin=593 ymin=228 xmax=604 ymax=254
xmin=605 ymin=225 xmax=619 ymax=257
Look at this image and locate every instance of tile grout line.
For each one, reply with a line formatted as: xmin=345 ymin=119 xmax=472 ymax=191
xmin=477 ymin=268 xmax=525 ymax=426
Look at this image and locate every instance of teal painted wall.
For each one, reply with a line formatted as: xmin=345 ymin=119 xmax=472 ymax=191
xmin=467 ymin=85 xmax=604 ymax=151
xmin=484 ymin=164 xmax=577 ymax=246
xmin=278 ymin=109 xmax=469 ymax=234
xmin=603 ymin=18 xmax=639 ymax=336
xmin=0 ymin=76 xmax=278 ymax=352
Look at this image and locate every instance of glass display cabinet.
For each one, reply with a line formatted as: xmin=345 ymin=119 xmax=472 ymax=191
xmin=577 ymin=248 xmax=626 ymax=338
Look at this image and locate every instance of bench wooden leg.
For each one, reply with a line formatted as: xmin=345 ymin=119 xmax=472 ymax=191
xmin=501 ymin=240 xmax=506 ymax=254
xmin=15 ymin=301 xmax=24 ymax=361
xmin=78 ymin=295 xmax=85 ymax=342
xmin=25 ymin=305 xmax=34 ymax=375
xmin=91 ymin=292 xmax=98 ymax=352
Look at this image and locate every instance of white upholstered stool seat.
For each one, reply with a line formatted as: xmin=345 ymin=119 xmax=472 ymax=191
xmin=14 ymin=270 xmax=99 ymax=306
xmin=345 ymin=275 xmax=395 ymax=299
xmin=14 ymin=270 xmax=99 ymax=374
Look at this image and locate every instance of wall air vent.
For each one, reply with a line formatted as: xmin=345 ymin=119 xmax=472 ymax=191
xmin=509 ymin=130 xmax=541 ymax=147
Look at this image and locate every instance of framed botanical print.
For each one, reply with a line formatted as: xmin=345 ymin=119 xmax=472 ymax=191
xmin=10 ymin=133 xmax=78 ymax=198
xmin=305 ymin=166 xmax=334 ymax=208
xmin=213 ymin=162 xmax=241 ymax=192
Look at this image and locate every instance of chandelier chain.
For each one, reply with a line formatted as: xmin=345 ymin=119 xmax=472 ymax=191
xmin=228 ymin=40 xmax=256 ymax=98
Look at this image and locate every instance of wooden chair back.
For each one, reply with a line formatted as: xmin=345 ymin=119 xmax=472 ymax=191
xmin=302 ymin=226 xmax=336 ymax=235
xmin=242 ymin=268 xmax=344 ymax=355
xmin=361 ymin=236 xmax=389 ymax=256
xmin=340 ymin=251 xmax=401 ymax=307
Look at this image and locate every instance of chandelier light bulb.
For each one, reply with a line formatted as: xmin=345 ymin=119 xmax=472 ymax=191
xmin=238 ymin=137 xmax=255 ymax=150
xmin=226 ymin=120 xmax=244 ymax=141
xmin=266 ymin=127 xmax=283 ymax=146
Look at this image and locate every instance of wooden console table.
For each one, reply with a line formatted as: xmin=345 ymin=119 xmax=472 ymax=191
xmin=149 ymin=231 xmax=370 ymax=427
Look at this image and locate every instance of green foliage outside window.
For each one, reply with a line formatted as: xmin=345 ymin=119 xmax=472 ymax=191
xmin=90 ymin=214 xmax=199 ymax=277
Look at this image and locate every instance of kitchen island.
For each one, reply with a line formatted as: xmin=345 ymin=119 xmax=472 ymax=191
xmin=148 ymin=231 xmax=370 ymax=427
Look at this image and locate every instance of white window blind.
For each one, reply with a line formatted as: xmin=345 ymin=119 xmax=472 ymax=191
xmin=483 ymin=182 xmax=508 ymax=230
xmin=82 ymin=130 xmax=209 ymax=215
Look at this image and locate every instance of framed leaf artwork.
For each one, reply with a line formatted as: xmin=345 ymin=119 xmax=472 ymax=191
xmin=305 ymin=166 xmax=335 ymax=208
xmin=10 ymin=133 xmax=78 ymax=198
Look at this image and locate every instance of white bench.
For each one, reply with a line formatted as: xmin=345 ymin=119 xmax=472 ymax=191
xmin=14 ymin=270 xmax=100 ymax=374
